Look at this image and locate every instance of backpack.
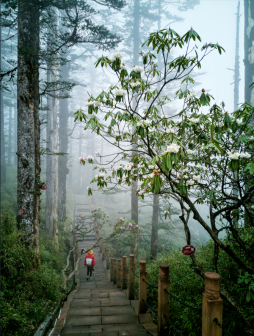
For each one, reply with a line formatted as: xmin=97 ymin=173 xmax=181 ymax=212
xmin=86 ymin=257 xmax=92 ymax=266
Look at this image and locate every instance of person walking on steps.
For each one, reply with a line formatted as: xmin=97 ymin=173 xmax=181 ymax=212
xmin=84 ymin=249 xmax=95 ymax=281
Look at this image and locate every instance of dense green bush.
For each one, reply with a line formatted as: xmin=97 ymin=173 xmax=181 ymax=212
xmin=142 ymin=235 xmax=254 ymax=336
xmin=0 ymin=212 xmax=72 ymax=336
xmin=1 ymin=166 xmax=17 ymax=214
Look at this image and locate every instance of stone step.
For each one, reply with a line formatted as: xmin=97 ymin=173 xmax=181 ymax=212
xmin=61 ymin=331 xmax=150 ymax=335
xmin=71 ymin=299 xmax=131 ymax=308
xmin=65 ymin=314 xmax=140 ymax=327
xmin=61 ymin=323 xmax=150 ymax=335
xmin=68 ymin=305 xmax=135 ymax=316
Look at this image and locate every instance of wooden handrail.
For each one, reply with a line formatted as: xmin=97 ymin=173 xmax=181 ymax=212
xmin=104 ymin=252 xmax=224 ymax=336
xmin=128 ymin=254 xmax=135 ymax=300
xmin=122 ymin=256 xmax=127 ymax=290
xmin=158 ymin=263 xmax=169 ymax=336
xmin=138 ymin=260 xmax=147 ymax=314
xmin=117 ymin=259 xmax=121 ymax=288
xmin=202 ymin=272 xmax=223 ymax=336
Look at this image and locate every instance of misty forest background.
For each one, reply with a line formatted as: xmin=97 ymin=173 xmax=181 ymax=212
xmin=1 ymin=0 xmax=254 ymax=335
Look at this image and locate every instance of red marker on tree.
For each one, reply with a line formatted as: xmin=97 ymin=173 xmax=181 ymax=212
xmin=41 ymin=184 xmax=47 ymax=190
xmin=182 ymin=245 xmax=196 ymax=256
xmin=19 ymin=209 xmax=24 ymax=215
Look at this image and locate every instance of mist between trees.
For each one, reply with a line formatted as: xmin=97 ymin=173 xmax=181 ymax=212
xmin=1 ymin=0 xmax=254 ymax=335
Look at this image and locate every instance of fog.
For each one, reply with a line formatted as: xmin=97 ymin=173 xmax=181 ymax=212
xmin=65 ymin=0 xmax=244 ymax=246
xmin=1 ymin=0 xmax=246 ymax=253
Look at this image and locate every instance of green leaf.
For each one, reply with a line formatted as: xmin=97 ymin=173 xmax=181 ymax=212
xmin=231 ymin=159 xmax=239 ymax=171
xmin=211 ymin=124 xmax=214 ymax=139
xmin=232 ymin=121 xmax=238 ymax=132
xmin=181 ymin=76 xmax=195 ymax=84
xmin=200 ymin=93 xmax=209 ymax=106
xmin=209 ymin=191 xmax=213 ymax=201
xmin=246 ymin=291 xmax=251 ymax=302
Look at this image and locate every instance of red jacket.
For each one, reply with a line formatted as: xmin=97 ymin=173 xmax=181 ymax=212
xmin=84 ymin=253 xmax=95 ymax=267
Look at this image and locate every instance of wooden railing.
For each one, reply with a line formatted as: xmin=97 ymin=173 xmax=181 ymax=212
xmin=94 ymin=225 xmax=229 ymax=336
xmin=105 ymin=253 xmax=225 ymax=336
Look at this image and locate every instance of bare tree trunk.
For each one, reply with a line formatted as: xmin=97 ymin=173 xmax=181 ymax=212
xmin=0 ymin=13 xmax=6 ymax=183
xmin=68 ymin=121 xmax=73 ymax=189
xmin=130 ymin=0 xmax=140 ymax=257
xmin=14 ymin=104 xmax=17 ymax=166
xmin=17 ymin=0 xmax=40 ymax=265
xmin=150 ymin=193 xmax=159 ymax=260
xmin=149 ymin=0 xmax=162 ymax=260
xmin=244 ymin=0 xmax=254 ymax=104
xmin=58 ymin=64 xmax=70 ymax=221
xmin=8 ymin=106 xmax=12 ymax=165
xmin=46 ymin=7 xmax=58 ymax=250
xmin=233 ymin=1 xmax=241 ymax=227
xmin=78 ymin=125 xmax=83 ymax=194
xmin=234 ymin=1 xmax=241 ymax=111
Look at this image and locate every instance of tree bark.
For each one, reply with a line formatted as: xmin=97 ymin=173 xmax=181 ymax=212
xmin=14 ymin=103 xmax=17 ymax=165
xmin=8 ymin=106 xmax=12 ymax=165
xmin=244 ymin=0 xmax=254 ymax=104
xmin=68 ymin=121 xmax=73 ymax=190
xmin=0 ymin=10 xmax=6 ymax=183
xmin=234 ymin=1 xmax=241 ymax=111
xmin=17 ymin=0 xmax=40 ymax=264
xmin=46 ymin=7 xmax=58 ymax=249
xmin=150 ymin=193 xmax=159 ymax=260
xmin=130 ymin=0 xmax=140 ymax=257
xmin=78 ymin=125 xmax=83 ymax=194
xmin=149 ymin=1 xmax=162 ymax=260
xmin=233 ymin=1 xmax=241 ymax=227
xmin=58 ymin=64 xmax=70 ymax=221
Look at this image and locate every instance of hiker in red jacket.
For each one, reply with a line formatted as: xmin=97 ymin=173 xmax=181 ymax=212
xmin=84 ymin=249 xmax=95 ymax=280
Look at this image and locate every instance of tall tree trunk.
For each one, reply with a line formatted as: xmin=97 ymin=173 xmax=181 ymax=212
xmin=233 ymin=1 xmax=241 ymax=227
xmin=14 ymin=104 xmax=17 ymax=165
xmin=234 ymin=1 xmax=241 ymax=111
xmin=150 ymin=193 xmax=159 ymax=260
xmin=68 ymin=121 xmax=73 ymax=190
xmin=149 ymin=0 xmax=180 ymax=257
xmin=130 ymin=0 xmax=140 ymax=257
xmin=149 ymin=0 xmax=161 ymax=259
xmin=58 ymin=64 xmax=70 ymax=221
xmin=17 ymin=0 xmax=40 ymax=264
xmin=46 ymin=7 xmax=58 ymax=249
xmin=8 ymin=106 xmax=12 ymax=165
xmin=0 ymin=10 xmax=6 ymax=183
xmin=78 ymin=125 xmax=83 ymax=194
xmin=244 ymin=0 xmax=254 ymax=104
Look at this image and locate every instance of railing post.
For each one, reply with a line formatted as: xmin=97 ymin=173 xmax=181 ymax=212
xmin=158 ymin=263 xmax=169 ymax=336
xmin=99 ymin=236 xmax=103 ymax=253
xmin=128 ymin=254 xmax=135 ymax=300
xmin=110 ymin=258 xmax=115 ymax=283
xmin=113 ymin=259 xmax=117 ymax=285
xmin=202 ymin=272 xmax=223 ymax=336
xmin=101 ymin=242 xmax=105 ymax=260
xmin=75 ymin=240 xmax=78 ymax=261
xmin=122 ymin=256 xmax=127 ymax=290
xmin=139 ymin=260 xmax=147 ymax=314
xmin=75 ymin=234 xmax=78 ymax=261
xmin=106 ymin=250 xmax=110 ymax=269
xmin=117 ymin=259 xmax=122 ymax=288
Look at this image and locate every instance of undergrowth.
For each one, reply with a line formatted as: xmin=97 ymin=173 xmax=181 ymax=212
xmin=1 ymin=212 xmax=72 ymax=336
xmin=142 ymin=238 xmax=254 ymax=336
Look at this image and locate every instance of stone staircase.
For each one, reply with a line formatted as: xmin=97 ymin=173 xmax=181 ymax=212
xmin=51 ymin=196 xmax=157 ymax=336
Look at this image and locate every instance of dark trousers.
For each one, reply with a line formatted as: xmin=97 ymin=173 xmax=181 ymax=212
xmin=87 ymin=267 xmax=93 ymax=277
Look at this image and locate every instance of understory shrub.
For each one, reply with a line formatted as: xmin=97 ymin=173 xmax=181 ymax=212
xmin=1 ymin=212 xmax=72 ymax=336
xmin=144 ymin=236 xmax=254 ymax=336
